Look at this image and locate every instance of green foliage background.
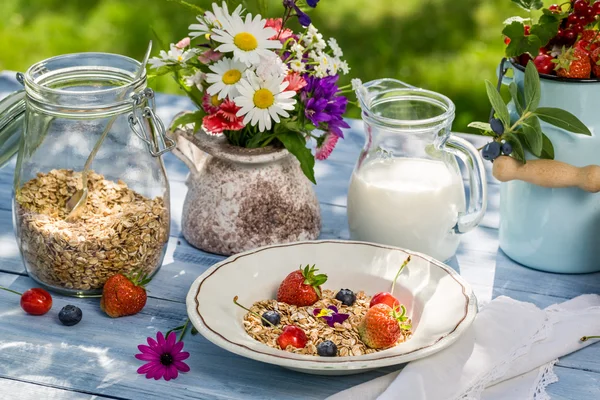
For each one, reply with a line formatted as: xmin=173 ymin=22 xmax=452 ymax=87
xmin=0 ymin=0 xmax=548 ymax=132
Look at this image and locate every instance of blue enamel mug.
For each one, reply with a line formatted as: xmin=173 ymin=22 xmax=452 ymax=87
xmin=499 ymin=60 xmax=600 ymax=274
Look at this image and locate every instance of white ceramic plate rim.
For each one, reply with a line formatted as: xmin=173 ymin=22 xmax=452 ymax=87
xmin=186 ymin=240 xmax=478 ymax=371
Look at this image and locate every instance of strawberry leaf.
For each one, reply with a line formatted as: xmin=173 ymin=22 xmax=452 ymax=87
xmin=300 ymin=264 xmax=328 ymax=298
xmin=510 ymin=0 xmax=543 ymax=11
xmin=529 ymin=14 xmax=561 ymax=46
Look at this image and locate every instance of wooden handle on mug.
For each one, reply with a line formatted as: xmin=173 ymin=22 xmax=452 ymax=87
xmin=493 ymin=156 xmax=600 ymax=193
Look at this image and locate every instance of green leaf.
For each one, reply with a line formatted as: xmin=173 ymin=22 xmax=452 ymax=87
xmin=468 ymin=122 xmax=492 ymax=131
xmin=530 ymin=14 xmax=561 ymax=46
xmin=521 ymin=115 xmax=543 ymax=156
xmin=257 ymin=0 xmax=269 ymax=15
xmin=170 ymin=110 xmax=205 ymax=132
xmin=510 ymin=0 xmax=543 ymax=10
xmin=503 ymin=21 xmax=542 ymax=57
xmin=485 ymin=80 xmax=510 ymax=128
xmin=540 ymin=132 xmax=555 ymax=160
xmin=165 ymin=0 xmax=204 ymax=13
xmin=534 ymin=107 xmax=592 ymax=135
xmin=508 ymin=82 xmax=524 ymax=115
xmin=277 ymin=131 xmax=316 ymax=184
xmin=504 ymin=132 xmax=526 ymax=163
xmin=524 ymin=61 xmax=541 ymax=111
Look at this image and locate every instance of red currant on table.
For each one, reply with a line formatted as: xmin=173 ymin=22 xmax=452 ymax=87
xmin=534 ymin=54 xmax=555 ymax=75
xmin=20 ymin=288 xmax=53 ymax=315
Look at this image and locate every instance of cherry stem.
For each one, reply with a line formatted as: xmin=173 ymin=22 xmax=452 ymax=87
xmin=0 ymin=286 xmax=22 ymax=296
xmin=390 ymin=255 xmax=411 ymax=295
xmin=581 ymin=336 xmax=600 ymax=341
xmin=233 ymin=296 xmax=277 ymax=328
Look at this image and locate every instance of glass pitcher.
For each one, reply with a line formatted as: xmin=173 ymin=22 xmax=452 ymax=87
xmin=0 ymin=53 xmax=174 ymax=296
xmin=348 ymin=79 xmax=487 ymax=261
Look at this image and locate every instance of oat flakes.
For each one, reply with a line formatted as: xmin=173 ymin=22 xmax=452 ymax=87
xmin=15 ymin=169 xmax=169 ymax=291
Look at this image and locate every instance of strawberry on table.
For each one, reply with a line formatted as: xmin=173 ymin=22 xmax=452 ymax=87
xmin=276 ymin=265 xmax=327 ymax=306
xmin=553 ymin=47 xmax=592 ymax=78
xmin=100 ymin=272 xmax=150 ymax=318
xmin=358 ymin=304 xmax=412 ymax=349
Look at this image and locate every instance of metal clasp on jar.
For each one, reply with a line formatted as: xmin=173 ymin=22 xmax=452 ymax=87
xmin=128 ymin=88 xmax=176 ymax=157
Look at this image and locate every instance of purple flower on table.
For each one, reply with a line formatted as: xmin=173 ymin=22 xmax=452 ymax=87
xmin=302 ymin=76 xmax=350 ymax=138
xmin=135 ymin=332 xmax=190 ymax=381
xmin=313 ymin=305 xmax=349 ymax=327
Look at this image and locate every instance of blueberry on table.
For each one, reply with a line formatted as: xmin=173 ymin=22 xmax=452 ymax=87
xmin=501 ymin=142 xmax=513 ymax=156
xmin=317 ymin=340 xmax=338 ymax=357
xmin=262 ymin=310 xmax=281 ymax=327
xmin=482 ymin=142 xmax=501 ymax=161
xmin=490 ymin=118 xmax=505 ymax=135
xmin=335 ymin=289 xmax=356 ymax=306
xmin=58 ymin=305 xmax=82 ymax=326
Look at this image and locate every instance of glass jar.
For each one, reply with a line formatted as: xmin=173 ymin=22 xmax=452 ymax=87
xmin=348 ymin=79 xmax=487 ymax=261
xmin=0 ymin=53 xmax=174 ymax=296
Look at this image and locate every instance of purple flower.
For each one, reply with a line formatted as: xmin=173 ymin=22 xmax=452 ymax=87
xmin=283 ymin=0 xmax=312 ymax=27
xmin=302 ymin=76 xmax=350 ymax=138
xmin=135 ymin=332 xmax=190 ymax=381
xmin=307 ymin=0 xmax=320 ymax=7
xmin=313 ymin=305 xmax=349 ymax=327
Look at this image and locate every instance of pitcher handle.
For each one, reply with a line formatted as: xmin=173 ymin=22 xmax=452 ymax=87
xmin=445 ymin=135 xmax=488 ymax=234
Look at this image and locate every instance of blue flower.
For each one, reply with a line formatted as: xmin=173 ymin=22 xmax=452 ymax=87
xmin=307 ymin=0 xmax=320 ymax=7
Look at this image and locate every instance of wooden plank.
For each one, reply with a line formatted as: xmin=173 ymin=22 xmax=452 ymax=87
xmin=547 ymin=366 xmax=600 ymax=400
xmin=0 ymin=377 xmax=118 ymax=400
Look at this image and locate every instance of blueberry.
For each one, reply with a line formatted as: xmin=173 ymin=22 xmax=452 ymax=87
xmin=58 ymin=305 xmax=82 ymax=326
xmin=317 ymin=340 xmax=338 ymax=357
xmin=262 ymin=310 xmax=281 ymax=327
xmin=501 ymin=142 xmax=513 ymax=156
xmin=490 ymin=118 xmax=505 ymax=135
xmin=335 ymin=289 xmax=356 ymax=306
xmin=482 ymin=142 xmax=501 ymax=161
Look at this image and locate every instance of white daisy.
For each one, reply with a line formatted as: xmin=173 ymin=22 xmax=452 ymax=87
xmin=189 ymin=1 xmax=243 ymax=38
xmin=205 ymin=57 xmax=247 ymax=100
xmin=211 ymin=13 xmax=282 ymax=66
xmin=339 ymin=60 xmax=350 ymax=75
xmin=351 ymin=78 xmax=363 ymax=91
xmin=313 ymin=64 xmax=327 ymax=78
xmin=148 ymin=44 xmax=196 ymax=69
xmin=184 ymin=70 xmax=205 ymax=91
xmin=290 ymin=42 xmax=305 ymax=57
xmin=290 ymin=58 xmax=306 ymax=73
xmin=234 ymin=71 xmax=297 ymax=132
xmin=256 ymin=53 xmax=288 ymax=81
xmin=328 ymin=38 xmax=343 ymax=58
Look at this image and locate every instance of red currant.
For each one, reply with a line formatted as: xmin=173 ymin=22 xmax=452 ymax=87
xmin=20 ymin=288 xmax=52 ymax=315
xmin=539 ymin=47 xmax=549 ymax=55
xmin=594 ymin=2 xmax=600 ymax=14
xmin=504 ymin=36 xmax=511 ymax=45
xmin=370 ymin=292 xmax=400 ymax=309
xmin=568 ymin=14 xmax=580 ymax=25
xmin=524 ymin=25 xmax=531 ymax=35
xmin=565 ymin=29 xmax=577 ymax=41
xmin=534 ymin=54 xmax=555 ymax=75
xmin=573 ymin=23 xmax=585 ymax=34
xmin=574 ymin=0 xmax=589 ymax=13
xmin=549 ymin=4 xmax=561 ymax=12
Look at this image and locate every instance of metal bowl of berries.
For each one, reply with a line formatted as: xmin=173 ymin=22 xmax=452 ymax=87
xmin=186 ymin=240 xmax=477 ymax=375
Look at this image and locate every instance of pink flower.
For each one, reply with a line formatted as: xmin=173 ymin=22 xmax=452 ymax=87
xmin=175 ymin=37 xmax=190 ymax=49
xmin=315 ymin=133 xmax=339 ymax=160
xmin=201 ymin=92 xmax=222 ymax=114
xmin=135 ymin=332 xmax=190 ymax=381
xmin=202 ymin=99 xmax=245 ymax=135
xmin=284 ymin=72 xmax=307 ymax=92
xmin=198 ymin=49 xmax=224 ymax=64
xmin=265 ymin=18 xmax=294 ymax=43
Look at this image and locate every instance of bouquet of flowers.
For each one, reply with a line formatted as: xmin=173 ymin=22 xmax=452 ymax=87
xmin=149 ymin=0 xmax=355 ymax=183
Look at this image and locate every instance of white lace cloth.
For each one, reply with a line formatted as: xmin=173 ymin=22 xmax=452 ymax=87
xmin=327 ymin=295 xmax=600 ymax=400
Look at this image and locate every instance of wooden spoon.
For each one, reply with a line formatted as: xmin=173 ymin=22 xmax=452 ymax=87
xmin=65 ymin=41 xmax=153 ymax=222
xmin=493 ymin=156 xmax=600 ymax=193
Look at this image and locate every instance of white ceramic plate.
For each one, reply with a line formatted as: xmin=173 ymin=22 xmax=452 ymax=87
xmin=186 ymin=240 xmax=477 ymax=375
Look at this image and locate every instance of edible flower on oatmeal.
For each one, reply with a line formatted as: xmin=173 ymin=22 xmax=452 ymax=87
xmin=313 ymin=305 xmax=349 ymax=327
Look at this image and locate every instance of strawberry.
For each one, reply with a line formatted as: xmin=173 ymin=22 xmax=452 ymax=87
xmin=358 ymin=304 xmax=412 ymax=349
xmin=100 ymin=272 xmax=150 ymax=318
xmin=553 ymin=47 xmax=592 ymax=78
xmin=591 ymin=47 xmax=600 ymax=78
xmin=276 ymin=265 xmax=327 ymax=306
xmin=582 ymin=30 xmax=600 ymax=43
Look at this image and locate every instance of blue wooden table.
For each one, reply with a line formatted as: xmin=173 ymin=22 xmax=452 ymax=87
xmin=0 ymin=71 xmax=599 ymax=400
